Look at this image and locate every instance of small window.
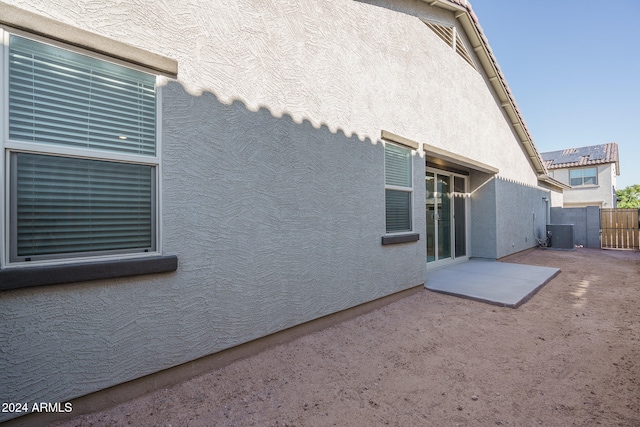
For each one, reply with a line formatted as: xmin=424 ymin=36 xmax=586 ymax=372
xmin=385 ymin=144 xmax=413 ymax=233
xmin=570 ymin=168 xmax=597 ymax=186
xmin=3 ymin=33 xmax=159 ymax=264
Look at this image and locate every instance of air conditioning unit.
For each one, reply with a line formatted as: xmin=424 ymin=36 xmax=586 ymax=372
xmin=546 ymin=224 xmax=575 ymax=250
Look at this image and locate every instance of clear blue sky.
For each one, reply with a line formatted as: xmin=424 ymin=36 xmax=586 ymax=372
xmin=469 ymin=0 xmax=640 ymax=189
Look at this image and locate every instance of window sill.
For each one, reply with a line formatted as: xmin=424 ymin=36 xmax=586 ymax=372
xmin=571 ymin=184 xmax=599 ymax=189
xmin=0 ymin=255 xmax=178 ymax=292
xmin=381 ymin=233 xmax=420 ymax=245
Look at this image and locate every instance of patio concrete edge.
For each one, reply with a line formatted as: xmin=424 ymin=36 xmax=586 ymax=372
xmin=427 ymin=268 xmax=561 ymax=308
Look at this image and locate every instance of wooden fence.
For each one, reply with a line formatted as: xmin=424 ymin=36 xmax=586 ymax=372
xmin=600 ymin=208 xmax=640 ymax=250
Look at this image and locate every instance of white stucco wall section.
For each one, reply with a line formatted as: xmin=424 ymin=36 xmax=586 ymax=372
xmin=6 ymin=0 xmax=538 ymax=185
xmin=553 ymin=164 xmax=616 ymax=207
xmin=0 ymin=0 xmax=550 ymax=419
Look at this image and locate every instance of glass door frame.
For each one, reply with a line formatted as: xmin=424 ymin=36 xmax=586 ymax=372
xmin=426 ymin=167 xmax=469 ymax=268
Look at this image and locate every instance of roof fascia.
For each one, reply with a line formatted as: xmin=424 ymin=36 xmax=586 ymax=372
xmin=538 ymin=174 xmax=571 ymax=191
xmin=547 ymin=160 xmax=619 ymax=170
xmin=423 ymin=0 xmax=547 ymax=178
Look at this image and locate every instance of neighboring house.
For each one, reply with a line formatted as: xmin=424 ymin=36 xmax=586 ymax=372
xmin=541 ymin=143 xmax=620 ymax=208
xmin=0 ymin=0 xmax=565 ymax=422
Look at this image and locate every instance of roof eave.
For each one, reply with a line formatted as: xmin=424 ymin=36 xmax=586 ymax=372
xmin=538 ymin=174 xmax=571 ymax=191
xmin=547 ymin=159 xmax=620 ymax=173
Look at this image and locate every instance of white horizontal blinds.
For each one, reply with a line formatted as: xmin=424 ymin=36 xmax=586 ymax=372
xmin=9 ymin=35 xmax=156 ymax=156
xmin=14 ymin=153 xmax=154 ymax=260
xmin=385 ymin=144 xmax=411 ymax=187
xmin=385 ymin=144 xmax=412 ymax=232
xmin=385 ymin=190 xmax=412 ymax=232
xmin=6 ymin=33 xmax=159 ymax=263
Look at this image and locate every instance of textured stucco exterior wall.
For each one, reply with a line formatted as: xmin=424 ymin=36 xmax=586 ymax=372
xmin=0 ymin=0 xmax=549 ymax=419
xmin=7 ymin=0 xmax=541 ymax=187
xmin=1 ymin=87 xmax=427 ymax=421
xmin=469 ymin=173 xmax=498 ymax=259
xmin=552 ymin=164 xmax=616 ymax=207
xmin=494 ymin=178 xmax=549 ymax=258
xmin=548 ymin=185 xmax=565 ymax=208
xmin=469 ymin=176 xmax=550 ymax=259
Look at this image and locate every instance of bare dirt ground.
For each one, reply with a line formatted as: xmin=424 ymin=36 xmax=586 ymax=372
xmin=53 ymin=248 xmax=640 ymax=426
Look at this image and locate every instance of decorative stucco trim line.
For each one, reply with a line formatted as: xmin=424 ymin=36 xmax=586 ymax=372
xmin=0 ymin=2 xmax=178 ymax=78
xmin=381 ymin=233 xmax=420 ymax=245
xmin=381 ymin=130 xmax=420 ymax=150
xmin=0 ymin=255 xmax=178 ymax=292
xmin=423 ymin=142 xmax=499 ymax=175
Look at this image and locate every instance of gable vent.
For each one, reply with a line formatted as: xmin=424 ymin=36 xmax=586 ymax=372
xmin=423 ymin=20 xmax=477 ymax=70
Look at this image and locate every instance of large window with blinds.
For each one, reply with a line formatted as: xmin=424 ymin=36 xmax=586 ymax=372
xmin=4 ymin=32 xmax=159 ymax=264
xmin=384 ymin=143 xmax=413 ymax=233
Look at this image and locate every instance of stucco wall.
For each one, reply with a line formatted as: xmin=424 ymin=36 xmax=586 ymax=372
xmin=6 ymin=0 xmax=542 ymax=187
xmin=552 ymin=164 xmax=616 ymax=207
xmin=494 ymin=178 xmax=550 ymax=258
xmin=469 ymin=176 xmax=549 ymax=259
xmin=469 ymin=172 xmax=498 ymax=259
xmin=548 ymin=185 xmax=565 ymax=209
xmin=0 ymin=86 xmax=427 ymax=420
xmin=1 ymin=0 xmax=548 ymax=419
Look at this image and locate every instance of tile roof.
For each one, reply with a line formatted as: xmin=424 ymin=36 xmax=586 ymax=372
xmin=540 ymin=143 xmax=619 ymax=170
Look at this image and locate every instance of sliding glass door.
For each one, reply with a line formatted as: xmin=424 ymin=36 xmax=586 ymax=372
xmin=426 ymin=170 xmax=467 ymax=265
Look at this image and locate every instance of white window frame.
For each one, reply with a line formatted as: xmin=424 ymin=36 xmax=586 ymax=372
xmin=384 ymin=142 xmax=414 ymax=234
xmin=1 ymin=28 xmax=163 ymax=268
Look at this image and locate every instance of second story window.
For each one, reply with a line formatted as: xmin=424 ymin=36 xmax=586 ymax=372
xmin=570 ymin=167 xmax=597 ymax=186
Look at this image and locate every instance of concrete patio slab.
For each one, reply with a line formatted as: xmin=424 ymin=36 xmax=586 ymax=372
xmin=425 ymin=258 xmax=560 ymax=308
